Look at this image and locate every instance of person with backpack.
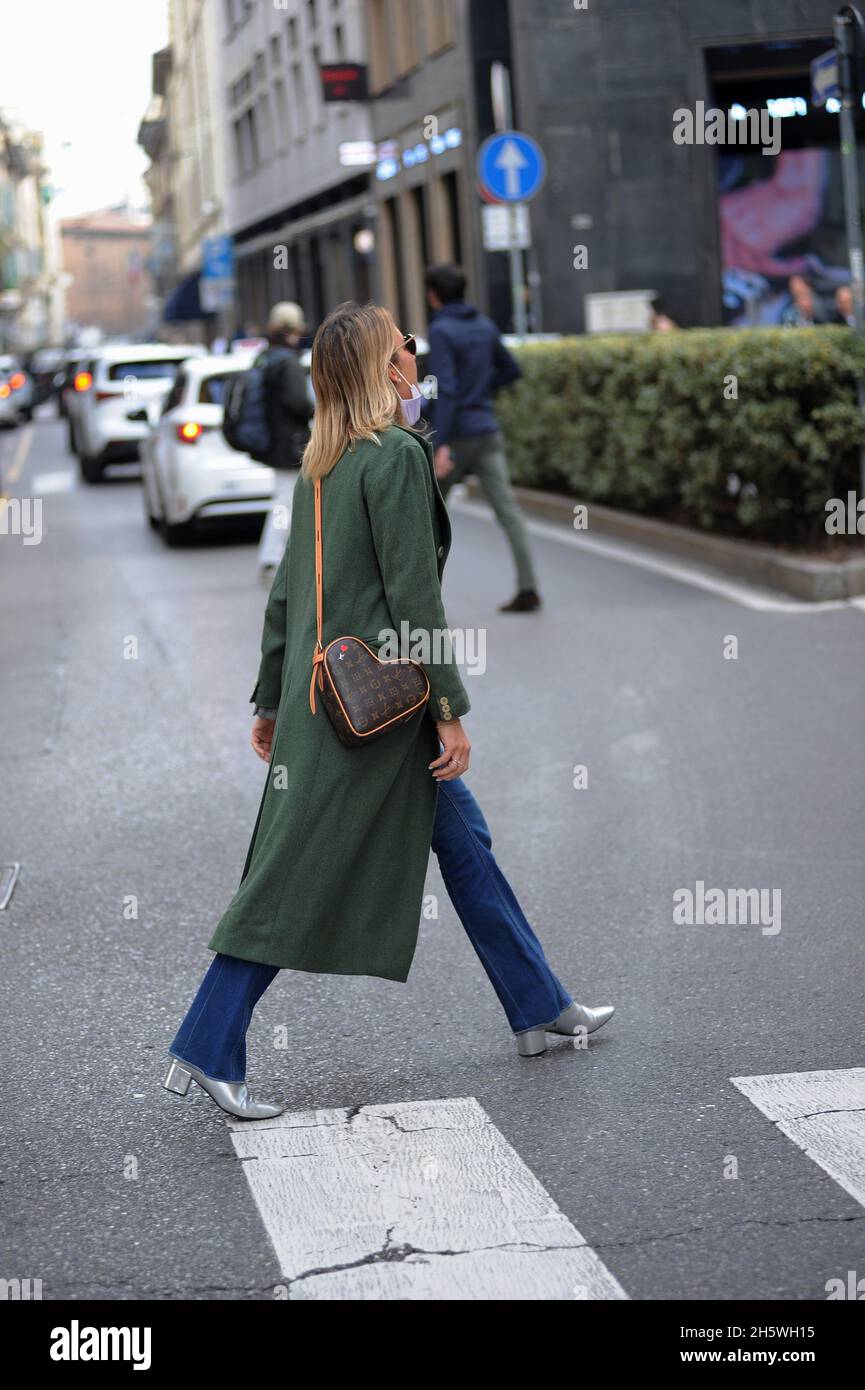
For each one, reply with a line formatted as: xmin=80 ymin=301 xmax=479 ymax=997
xmin=425 ymin=264 xmax=542 ymax=612
xmin=222 ymin=301 xmax=312 ymax=585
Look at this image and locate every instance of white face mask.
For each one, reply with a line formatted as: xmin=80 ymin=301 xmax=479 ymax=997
xmin=391 ymin=364 xmax=424 ymax=426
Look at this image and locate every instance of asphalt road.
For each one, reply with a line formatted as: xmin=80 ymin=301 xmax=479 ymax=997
xmin=1 ymin=411 xmax=864 ymax=1300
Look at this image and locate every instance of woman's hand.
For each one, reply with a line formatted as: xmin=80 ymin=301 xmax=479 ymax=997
xmin=434 ymin=445 xmax=454 ymax=479
xmin=251 ymin=715 xmax=276 ymax=762
xmin=429 ymin=718 xmax=471 ymax=781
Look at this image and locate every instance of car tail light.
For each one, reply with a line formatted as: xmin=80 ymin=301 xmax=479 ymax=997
xmin=74 ymin=371 xmax=92 ymax=392
xmin=95 ymin=390 xmax=118 ymax=402
xmin=0 ymin=383 xmax=11 ymax=399
xmin=8 ymin=372 xmax=26 ymax=390
xmin=176 ymin=421 xmax=203 ymax=443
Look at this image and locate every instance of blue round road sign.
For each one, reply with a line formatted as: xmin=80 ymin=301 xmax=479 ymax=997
xmin=477 ymin=131 xmax=546 ymax=203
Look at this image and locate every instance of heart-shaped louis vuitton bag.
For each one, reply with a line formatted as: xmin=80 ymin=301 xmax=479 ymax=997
xmin=307 ymin=477 xmax=430 ymax=749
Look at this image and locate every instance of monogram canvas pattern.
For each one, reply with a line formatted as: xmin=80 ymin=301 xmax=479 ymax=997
xmin=320 ymin=638 xmax=430 ymax=748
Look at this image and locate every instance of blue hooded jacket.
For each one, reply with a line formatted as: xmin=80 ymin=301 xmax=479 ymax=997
xmin=427 ymin=302 xmax=522 ymax=447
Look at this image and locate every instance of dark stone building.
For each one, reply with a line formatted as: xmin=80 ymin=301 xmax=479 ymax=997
xmin=509 ymin=0 xmax=856 ymax=331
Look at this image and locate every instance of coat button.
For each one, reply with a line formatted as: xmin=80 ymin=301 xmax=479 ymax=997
xmin=437 ymin=545 xmax=444 ymax=558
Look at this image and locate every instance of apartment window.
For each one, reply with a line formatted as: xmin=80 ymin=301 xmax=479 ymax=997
xmin=312 ymin=44 xmax=325 ymax=125
xmin=292 ymin=60 xmax=308 ymax=139
xmin=257 ymin=94 xmax=273 ymax=162
xmin=232 ymin=113 xmax=258 ymax=178
xmin=307 ymin=0 xmax=317 ymax=29
xmin=287 ymin=17 xmax=298 ymax=47
xmin=273 ymin=78 xmax=290 ymax=149
xmin=270 ymin=35 xmax=281 ymax=66
xmin=423 ymin=0 xmax=456 ymax=55
xmin=333 ymin=23 xmax=345 ymax=60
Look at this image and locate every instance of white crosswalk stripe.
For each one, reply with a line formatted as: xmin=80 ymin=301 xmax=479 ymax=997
xmin=731 ymin=1068 xmax=865 ymax=1209
xmin=228 ymin=1095 xmax=629 ymax=1300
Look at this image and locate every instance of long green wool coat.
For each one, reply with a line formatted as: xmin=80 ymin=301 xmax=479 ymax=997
xmin=207 ymin=424 xmax=472 ymax=981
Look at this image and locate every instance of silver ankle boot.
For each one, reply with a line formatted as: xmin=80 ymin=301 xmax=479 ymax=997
xmin=163 ymin=1056 xmax=285 ymax=1119
xmin=516 ymin=1001 xmax=615 ymax=1057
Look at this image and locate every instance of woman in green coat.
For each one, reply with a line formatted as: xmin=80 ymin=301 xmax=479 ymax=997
xmin=164 ymin=302 xmax=614 ymax=1119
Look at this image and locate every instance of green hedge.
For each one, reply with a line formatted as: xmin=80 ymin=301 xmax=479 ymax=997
xmin=498 ymin=327 xmax=865 ymax=547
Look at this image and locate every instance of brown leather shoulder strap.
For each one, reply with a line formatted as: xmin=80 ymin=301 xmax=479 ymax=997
xmin=308 ymin=476 xmax=325 ymax=715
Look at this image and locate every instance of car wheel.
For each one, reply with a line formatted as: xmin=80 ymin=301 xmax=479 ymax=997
xmin=142 ymin=474 xmax=161 ymax=529
xmin=159 ymin=515 xmax=192 ymax=546
xmin=68 ymin=420 xmax=78 ymax=455
xmin=79 ymin=452 xmax=104 ymax=484
xmin=21 ymin=406 xmax=34 ymax=422
xmin=155 ymin=480 xmax=191 ymax=545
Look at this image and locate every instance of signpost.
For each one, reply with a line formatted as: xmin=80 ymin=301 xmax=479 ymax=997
xmin=320 ymin=64 xmax=367 ymax=102
xmin=481 ymin=203 xmax=531 ymax=252
xmin=477 ymin=130 xmax=546 ymax=204
xmin=200 ymin=235 xmax=235 ymax=315
xmin=477 ymin=73 xmax=546 ymax=336
xmin=811 ymin=48 xmax=841 ymax=106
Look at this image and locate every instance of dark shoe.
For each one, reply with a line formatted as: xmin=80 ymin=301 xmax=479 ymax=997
xmin=499 ymin=589 xmax=542 ymax=612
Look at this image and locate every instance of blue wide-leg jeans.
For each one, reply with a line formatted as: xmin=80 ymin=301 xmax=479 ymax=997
xmin=169 ymin=776 xmax=573 ymax=1083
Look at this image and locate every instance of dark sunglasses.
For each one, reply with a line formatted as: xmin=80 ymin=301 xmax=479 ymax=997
xmin=396 ymin=332 xmax=417 ymax=357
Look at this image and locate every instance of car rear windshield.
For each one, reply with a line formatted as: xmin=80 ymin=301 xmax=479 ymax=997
xmin=107 ymin=360 xmax=185 ymax=382
xmin=198 ymin=374 xmax=237 ymax=405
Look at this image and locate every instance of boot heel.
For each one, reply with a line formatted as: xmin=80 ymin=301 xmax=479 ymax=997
xmin=516 ymin=1028 xmax=548 ymax=1058
xmin=163 ymin=1058 xmax=193 ymax=1095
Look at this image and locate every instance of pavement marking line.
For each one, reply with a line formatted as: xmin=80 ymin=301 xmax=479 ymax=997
xmin=3 ymin=422 xmax=35 ymax=485
xmin=31 ymin=471 xmax=74 ymax=494
xmin=731 ymin=1069 xmax=865 ymax=1209
xmin=227 ymin=1094 xmax=629 ymax=1300
xmin=450 ymin=496 xmax=854 ymax=614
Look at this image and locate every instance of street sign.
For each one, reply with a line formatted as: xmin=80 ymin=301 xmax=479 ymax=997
xmin=200 ymin=235 xmax=235 ymax=314
xmin=812 ymin=48 xmax=841 ymax=105
xmin=482 ymin=202 xmax=531 ymax=251
xmin=320 ymin=63 xmax=367 ymax=101
xmin=477 ymin=131 xmax=546 ymax=204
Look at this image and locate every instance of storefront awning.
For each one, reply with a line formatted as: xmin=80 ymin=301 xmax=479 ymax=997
xmin=162 ymin=271 xmax=207 ymax=322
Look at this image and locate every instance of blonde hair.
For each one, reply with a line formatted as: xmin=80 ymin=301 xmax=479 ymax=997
xmin=301 ymin=301 xmax=404 ymax=482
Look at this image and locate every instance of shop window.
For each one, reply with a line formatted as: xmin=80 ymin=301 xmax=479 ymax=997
xmin=442 ymin=170 xmax=462 ymax=265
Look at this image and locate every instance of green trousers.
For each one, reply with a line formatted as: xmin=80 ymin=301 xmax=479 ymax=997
xmin=436 ymin=431 xmax=538 ymax=593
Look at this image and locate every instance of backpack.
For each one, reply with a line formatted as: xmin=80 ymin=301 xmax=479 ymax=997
xmin=221 ymin=347 xmax=290 ymax=462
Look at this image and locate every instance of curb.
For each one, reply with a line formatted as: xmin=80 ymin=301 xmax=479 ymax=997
xmin=464 ymin=479 xmax=865 ymax=602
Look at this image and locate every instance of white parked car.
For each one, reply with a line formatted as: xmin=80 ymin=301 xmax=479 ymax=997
xmin=0 ymin=355 xmax=35 ymax=426
xmin=70 ymin=343 xmax=205 ymax=483
xmin=140 ymin=354 xmax=276 ymax=544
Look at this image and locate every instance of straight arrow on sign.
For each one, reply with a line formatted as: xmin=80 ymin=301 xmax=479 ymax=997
xmin=495 ymin=139 xmax=529 ymax=199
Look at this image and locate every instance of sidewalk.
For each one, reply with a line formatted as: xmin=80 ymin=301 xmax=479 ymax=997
xmin=464 ymin=480 xmax=865 ymax=602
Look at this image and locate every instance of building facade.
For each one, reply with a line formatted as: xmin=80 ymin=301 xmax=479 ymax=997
xmin=220 ymin=0 xmax=376 ymax=335
xmin=60 ymin=208 xmax=152 ymax=339
xmin=364 ymin=0 xmax=516 ymax=334
xmin=0 ymin=116 xmax=60 ymax=352
xmin=138 ymin=47 xmax=178 ymax=333
xmin=167 ymin=0 xmax=229 ymax=278
xmin=509 ymin=0 xmax=858 ymax=331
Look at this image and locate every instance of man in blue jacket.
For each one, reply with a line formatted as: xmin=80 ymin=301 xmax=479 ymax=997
xmin=425 ymin=263 xmax=541 ymax=612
